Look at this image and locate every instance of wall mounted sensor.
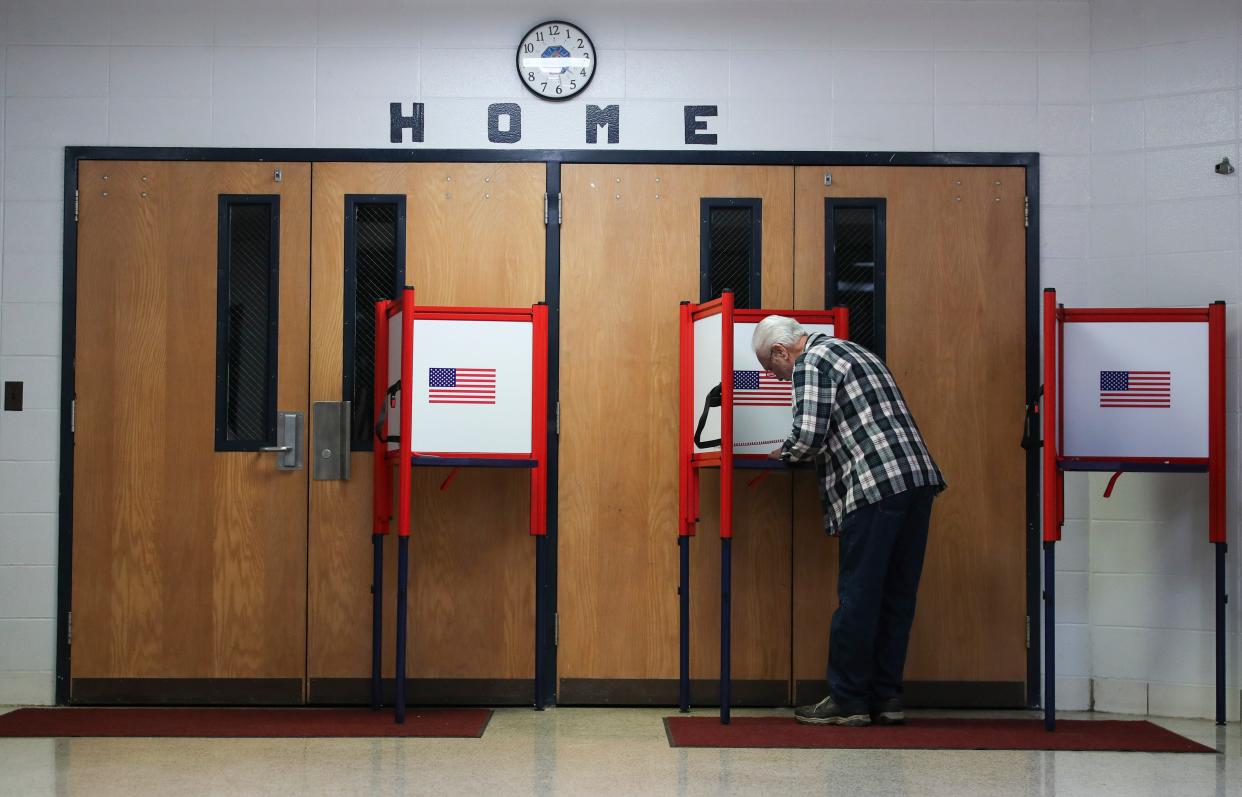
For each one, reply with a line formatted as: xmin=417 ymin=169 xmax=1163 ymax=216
xmin=1216 ymin=156 xmax=1235 ymax=175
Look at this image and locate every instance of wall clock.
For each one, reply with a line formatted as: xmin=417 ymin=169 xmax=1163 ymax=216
xmin=517 ymin=20 xmax=596 ymax=101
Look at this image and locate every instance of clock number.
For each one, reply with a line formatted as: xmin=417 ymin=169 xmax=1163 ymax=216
xmin=524 ymin=43 xmax=534 ymax=53
xmin=535 ymin=31 xmax=544 ymax=42
xmin=580 ymin=68 xmax=587 ymax=76
xmin=541 ymin=82 xmax=547 ymax=91
xmin=527 ymin=71 xmax=535 ymax=82
xmin=549 ymin=24 xmax=560 ymax=35
xmin=570 ymin=80 xmax=577 ymax=90
xmin=555 ymin=85 xmax=563 ymax=95
xmin=577 ymin=38 xmax=584 ymax=49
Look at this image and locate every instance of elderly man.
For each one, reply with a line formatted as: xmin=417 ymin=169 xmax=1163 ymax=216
xmin=753 ymin=315 xmax=945 ymax=727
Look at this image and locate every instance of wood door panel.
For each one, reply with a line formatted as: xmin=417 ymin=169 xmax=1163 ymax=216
xmin=691 ymin=474 xmax=792 ymax=686
xmin=72 ymin=161 xmax=310 ymax=684
xmin=307 ymin=162 xmax=544 ymax=684
xmin=792 ymin=166 xmax=1028 ymax=690
xmin=558 ymin=165 xmax=794 ymax=686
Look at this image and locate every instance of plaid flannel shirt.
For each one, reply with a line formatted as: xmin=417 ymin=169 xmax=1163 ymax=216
xmin=780 ymin=333 xmax=945 ymax=534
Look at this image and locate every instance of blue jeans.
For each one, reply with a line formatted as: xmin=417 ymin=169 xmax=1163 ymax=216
xmin=826 ymin=486 xmax=936 ymax=709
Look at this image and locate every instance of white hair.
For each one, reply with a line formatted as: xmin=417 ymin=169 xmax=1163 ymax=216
xmin=751 ymin=315 xmax=807 ymax=359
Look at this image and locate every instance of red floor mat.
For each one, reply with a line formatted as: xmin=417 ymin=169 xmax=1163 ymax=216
xmin=664 ymin=716 xmax=1215 ymax=753
xmin=0 ymin=707 xmax=492 ymax=738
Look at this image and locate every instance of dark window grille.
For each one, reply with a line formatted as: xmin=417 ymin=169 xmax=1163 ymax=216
xmin=343 ymin=196 xmax=406 ymax=451
xmin=700 ymin=198 xmax=762 ymax=307
xmin=215 ymin=196 xmax=280 ymax=451
xmin=825 ymin=198 xmax=886 ymax=357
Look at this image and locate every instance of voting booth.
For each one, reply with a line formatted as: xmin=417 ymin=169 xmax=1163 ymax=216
xmin=1042 ymin=288 xmax=1227 ymax=728
xmin=372 ymin=288 xmax=549 ymax=723
xmin=678 ymin=290 xmax=849 ymax=723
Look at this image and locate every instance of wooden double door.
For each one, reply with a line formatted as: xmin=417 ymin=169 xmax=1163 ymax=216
xmin=70 ymin=161 xmax=544 ymax=702
xmin=69 ymin=159 xmax=1027 ymax=705
xmin=557 ymin=164 xmax=1028 ymax=706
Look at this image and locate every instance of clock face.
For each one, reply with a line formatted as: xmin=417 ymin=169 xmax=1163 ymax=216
xmin=517 ymin=20 xmax=596 ymax=101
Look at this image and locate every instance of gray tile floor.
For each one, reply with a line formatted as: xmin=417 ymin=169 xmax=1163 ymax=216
xmin=1 ymin=706 xmax=1240 ymax=796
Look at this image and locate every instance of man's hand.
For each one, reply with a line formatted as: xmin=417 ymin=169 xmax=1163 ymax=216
xmin=768 ymin=447 xmax=783 ymax=461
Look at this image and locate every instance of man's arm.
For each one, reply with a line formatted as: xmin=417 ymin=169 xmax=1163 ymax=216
xmin=780 ymin=353 xmax=835 ymax=463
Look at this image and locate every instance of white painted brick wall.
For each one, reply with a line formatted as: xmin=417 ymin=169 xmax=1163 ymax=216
xmin=1087 ymin=0 xmax=1242 ymax=720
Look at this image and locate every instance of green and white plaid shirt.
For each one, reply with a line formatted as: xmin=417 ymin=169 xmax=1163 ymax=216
xmin=779 ymin=333 xmax=946 ymax=534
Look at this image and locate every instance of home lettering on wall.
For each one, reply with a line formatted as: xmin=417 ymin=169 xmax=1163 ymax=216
xmin=389 ymin=102 xmax=720 ymax=146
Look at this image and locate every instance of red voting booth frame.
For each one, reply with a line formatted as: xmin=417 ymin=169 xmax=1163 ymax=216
xmin=678 ymin=290 xmax=849 ymax=724
xmin=372 ymin=288 xmax=550 ymax=723
xmin=1042 ymin=288 xmax=1227 ymax=729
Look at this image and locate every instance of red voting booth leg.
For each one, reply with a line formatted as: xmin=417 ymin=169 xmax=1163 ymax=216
xmin=679 ymin=302 xmax=691 ymax=541
xmin=1056 ymin=303 xmax=1066 ymax=530
xmin=719 ymin=292 xmax=735 ymax=725
xmin=678 ymin=301 xmax=693 ymax=713
xmin=532 ymin=302 xmax=550 ymax=710
xmin=371 ymin=300 xmax=392 ymax=711
xmin=720 ymin=292 xmax=735 ymax=541
xmin=531 ymin=303 xmax=550 ymax=539
xmin=1210 ymin=301 xmax=1227 ymax=724
xmin=395 ymin=289 xmax=415 ymax=724
xmin=372 ymin=300 xmax=393 ymax=533
xmin=1041 ymin=289 xmax=1060 ymax=731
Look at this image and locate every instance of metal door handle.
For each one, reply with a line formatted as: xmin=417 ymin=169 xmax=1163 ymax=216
xmin=266 ymin=412 xmax=304 ymax=470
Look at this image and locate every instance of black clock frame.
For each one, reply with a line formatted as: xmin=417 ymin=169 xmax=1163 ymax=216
xmin=516 ymin=19 xmax=597 ymax=102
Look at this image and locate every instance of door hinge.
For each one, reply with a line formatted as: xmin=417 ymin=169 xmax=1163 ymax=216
xmin=555 ymin=401 xmax=560 ymax=436
xmin=544 ymin=193 xmax=563 ymax=225
xmin=273 ymin=168 xmax=282 ymax=183
xmin=557 ymin=192 xmax=562 ymax=224
xmin=554 ymin=612 xmax=559 ymax=647
xmin=73 ymin=189 xmax=79 ymax=223
xmin=1024 ymin=196 xmax=1030 ymax=228
xmin=66 ymin=611 xmax=72 ymax=646
xmin=70 ymin=399 xmax=76 ymax=434
xmin=1025 ymin=615 xmax=1031 ymax=649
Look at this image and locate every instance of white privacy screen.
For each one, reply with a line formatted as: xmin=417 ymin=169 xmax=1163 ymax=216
xmin=387 ymin=316 xmax=534 ymax=455
xmin=1061 ymin=321 xmax=1208 ymax=459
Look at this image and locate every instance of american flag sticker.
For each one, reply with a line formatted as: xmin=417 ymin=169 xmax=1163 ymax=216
xmin=429 ymin=367 xmax=497 ymax=405
xmin=733 ymin=370 xmax=792 ymax=407
xmin=1099 ymin=370 xmax=1171 ymax=408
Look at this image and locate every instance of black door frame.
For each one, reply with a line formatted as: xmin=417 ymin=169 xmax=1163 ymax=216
xmin=58 ymin=147 xmax=1040 ymax=709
